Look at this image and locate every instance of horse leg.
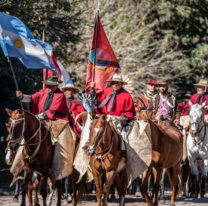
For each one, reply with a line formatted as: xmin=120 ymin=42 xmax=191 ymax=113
xmin=56 ymin=180 xmax=63 ymax=206
xmin=20 ymin=167 xmax=31 ymax=206
xmin=92 ymin=166 xmax=103 ymax=206
xmin=152 ymin=167 xmax=163 ymax=206
xmin=159 ymin=169 xmax=166 ymax=202
xmin=199 ymin=159 xmax=208 ymax=198
xmin=63 ymin=177 xmax=69 ymax=204
xmin=103 ymin=170 xmax=116 ymax=206
xmin=119 ymin=170 xmax=128 ymax=206
xmin=141 ymin=168 xmax=153 ymax=206
xmin=72 ymin=170 xmax=78 ymax=206
xmin=40 ymin=175 xmax=48 ymax=206
xmin=27 ymin=180 xmax=33 ymax=206
xmin=33 ymin=177 xmax=40 ymax=206
xmin=167 ymin=163 xmax=181 ymax=206
xmin=13 ymin=180 xmax=20 ymax=202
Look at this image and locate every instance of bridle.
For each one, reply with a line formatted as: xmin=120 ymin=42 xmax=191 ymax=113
xmin=6 ymin=112 xmax=49 ymax=163
xmin=190 ymin=112 xmax=206 ymax=145
xmin=90 ymin=120 xmax=114 ymax=161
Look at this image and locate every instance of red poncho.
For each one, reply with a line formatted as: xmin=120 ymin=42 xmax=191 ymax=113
xmin=66 ymin=98 xmax=85 ymax=143
xmin=182 ymin=93 xmax=208 ymax=115
xmin=178 ymin=101 xmax=189 ymax=116
xmin=95 ymin=87 xmax=135 ymax=120
xmin=30 ymin=88 xmax=70 ymax=122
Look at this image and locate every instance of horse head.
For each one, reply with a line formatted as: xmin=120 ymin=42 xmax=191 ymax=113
xmin=5 ymin=108 xmax=24 ymax=165
xmin=87 ymin=114 xmax=110 ymax=156
xmin=189 ymin=101 xmax=206 ymax=137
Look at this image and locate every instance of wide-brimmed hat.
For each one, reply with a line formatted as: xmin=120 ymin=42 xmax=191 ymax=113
xmin=193 ymin=79 xmax=208 ymax=87
xmin=106 ymin=73 xmax=128 ymax=85
xmin=156 ymin=79 xmax=169 ymax=86
xmin=61 ymin=84 xmax=80 ymax=93
xmin=42 ymin=76 xmax=62 ymax=86
xmin=146 ymin=79 xmax=156 ymax=85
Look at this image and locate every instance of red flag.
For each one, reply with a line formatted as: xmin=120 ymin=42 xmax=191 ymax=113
xmin=85 ymin=15 xmax=121 ymax=93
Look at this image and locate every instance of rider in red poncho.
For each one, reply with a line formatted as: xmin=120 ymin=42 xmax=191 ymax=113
xmin=16 ymin=76 xmax=70 ymax=123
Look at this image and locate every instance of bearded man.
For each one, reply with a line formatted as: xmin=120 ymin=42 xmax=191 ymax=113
xmin=90 ymin=73 xmax=135 ymax=122
xmin=147 ymin=79 xmax=180 ymax=126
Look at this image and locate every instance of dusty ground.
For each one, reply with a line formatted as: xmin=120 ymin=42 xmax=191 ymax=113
xmin=0 ymin=193 xmax=208 ymax=206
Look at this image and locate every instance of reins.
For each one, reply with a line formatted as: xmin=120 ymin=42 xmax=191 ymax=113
xmin=7 ymin=111 xmax=50 ymax=163
xmin=190 ymin=114 xmax=206 ymax=145
xmin=93 ymin=121 xmax=115 ymax=161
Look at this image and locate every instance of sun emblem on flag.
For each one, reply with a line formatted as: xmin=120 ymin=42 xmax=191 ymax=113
xmin=13 ymin=38 xmax=23 ymax=48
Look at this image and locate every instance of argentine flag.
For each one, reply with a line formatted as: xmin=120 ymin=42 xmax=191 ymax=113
xmin=0 ymin=12 xmax=57 ymax=74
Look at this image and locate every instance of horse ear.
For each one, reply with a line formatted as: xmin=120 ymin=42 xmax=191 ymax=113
xmin=102 ymin=114 xmax=106 ymax=120
xmin=18 ymin=108 xmax=23 ymax=115
xmin=5 ymin=123 xmax=10 ymax=131
xmin=188 ymin=100 xmax=192 ymax=107
xmin=5 ymin=108 xmax=13 ymax=117
xmin=201 ymin=101 xmax=206 ymax=108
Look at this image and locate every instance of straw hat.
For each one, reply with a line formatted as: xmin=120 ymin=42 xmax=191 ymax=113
xmin=156 ymin=79 xmax=169 ymax=86
xmin=193 ymin=79 xmax=208 ymax=87
xmin=42 ymin=76 xmax=62 ymax=85
xmin=106 ymin=73 xmax=128 ymax=85
xmin=61 ymin=83 xmax=80 ymax=93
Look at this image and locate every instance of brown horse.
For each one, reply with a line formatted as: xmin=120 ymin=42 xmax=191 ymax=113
xmin=136 ymin=106 xmax=183 ymax=206
xmin=5 ymin=110 xmax=40 ymax=206
xmin=87 ymin=114 xmax=128 ymax=206
xmin=5 ymin=108 xmax=62 ymax=206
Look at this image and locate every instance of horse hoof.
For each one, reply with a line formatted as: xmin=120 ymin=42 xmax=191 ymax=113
xmin=135 ymin=191 xmax=141 ymax=197
xmin=13 ymin=197 xmax=18 ymax=202
xmin=63 ymin=199 xmax=68 ymax=204
xmin=169 ymin=204 xmax=175 ymax=206
xmin=68 ymin=194 xmax=72 ymax=202
xmin=190 ymin=193 xmax=198 ymax=198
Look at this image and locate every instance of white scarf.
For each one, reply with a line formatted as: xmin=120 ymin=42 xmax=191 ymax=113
xmin=159 ymin=92 xmax=174 ymax=112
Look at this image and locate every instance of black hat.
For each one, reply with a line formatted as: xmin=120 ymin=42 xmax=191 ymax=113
xmin=42 ymin=76 xmax=62 ymax=86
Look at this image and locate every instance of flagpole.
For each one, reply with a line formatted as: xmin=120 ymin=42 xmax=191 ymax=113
xmin=42 ymin=29 xmax=46 ymax=88
xmin=7 ymin=57 xmax=23 ymax=108
xmin=93 ymin=1 xmax=100 ymax=82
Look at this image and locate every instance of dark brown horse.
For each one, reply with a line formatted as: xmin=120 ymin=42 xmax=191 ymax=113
xmin=5 ymin=108 xmax=62 ymax=206
xmin=136 ymin=106 xmax=183 ymax=206
xmin=5 ymin=109 xmax=40 ymax=206
xmin=87 ymin=114 xmax=128 ymax=206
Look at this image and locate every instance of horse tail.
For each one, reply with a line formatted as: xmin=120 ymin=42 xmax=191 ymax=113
xmin=73 ymin=169 xmax=88 ymax=203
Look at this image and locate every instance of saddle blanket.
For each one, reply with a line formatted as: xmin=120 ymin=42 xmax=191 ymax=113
xmin=10 ymin=120 xmax=76 ymax=185
xmin=73 ymin=114 xmax=152 ymax=186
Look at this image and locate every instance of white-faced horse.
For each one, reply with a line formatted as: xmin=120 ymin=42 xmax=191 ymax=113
xmin=187 ymin=101 xmax=208 ymax=197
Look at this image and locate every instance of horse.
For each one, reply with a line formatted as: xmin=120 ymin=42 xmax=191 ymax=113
xmin=5 ymin=111 xmax=40 ymax=206
xmin=5 ymin=108 xmax=62 ymax=206
xmin=87 ymin=114 xmax=128 ymax=206
xmin=136 ymin=105 xmax=183 ymax=206
xmin=187 ymin=101 xmax=208 ymax=198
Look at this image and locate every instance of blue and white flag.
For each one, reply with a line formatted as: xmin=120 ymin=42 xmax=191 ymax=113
xmin=0 ymin=12 xmax=57 ymax=74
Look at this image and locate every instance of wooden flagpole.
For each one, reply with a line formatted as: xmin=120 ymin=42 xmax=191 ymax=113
xmin=93 ymin=1 xmax=100 ymax=82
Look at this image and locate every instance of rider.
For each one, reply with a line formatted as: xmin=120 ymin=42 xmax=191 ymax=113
xmin=16 ymin=75 xmax=70 ymax=122
xmin=187 ymin=79 xmax=208 ymax=119
xmin=61 ymin=83 xmax=85 ymax=144
xmin=90 ymin=73 xmax=135 ymax=122
xmin=178 ymin=92 xmax=192 ymax=163
xmin=136 ymin=79 xmax=157 ymax=110
xmin=147 ymin=79 xmax=180 ymax=126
